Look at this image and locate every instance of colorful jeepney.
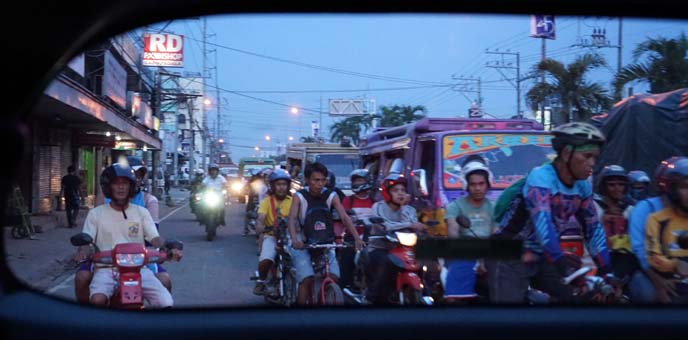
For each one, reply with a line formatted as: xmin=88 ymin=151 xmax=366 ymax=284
xmin=359 ymin=117 xmax=555 ymax=236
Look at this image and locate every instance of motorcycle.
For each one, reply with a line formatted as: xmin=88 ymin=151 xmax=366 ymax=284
xmin=343 ymin=217 xmax=433 ymax=306
xmin=198 ymin=188 xmax=225 ymax=241
xmin=250 ymin=216 xmax=298 ymax=306
xmin=70 ymin=233 xmax=183 ymax=309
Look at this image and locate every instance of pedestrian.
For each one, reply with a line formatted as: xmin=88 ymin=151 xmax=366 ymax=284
xmin=164 ymin=169 xmax=171 ymax=195
xmin=61 ymin=165 xmax=81 ymax=228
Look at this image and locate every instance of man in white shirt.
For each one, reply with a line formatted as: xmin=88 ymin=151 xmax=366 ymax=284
xmin=202 ymin=163 xmax=227 ymax=226
xmin=78 ymin=163 xmax=182 ymax=308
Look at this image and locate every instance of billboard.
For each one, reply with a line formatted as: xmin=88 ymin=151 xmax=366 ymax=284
xmin=143 ymin=33 xmax=184 ymax=67
xmin=530 ymin=15 xmax=556 ymax=40
xmin=329 ymin=99 xmax=375 ymax=116
xmin=103 ymin=50 xmax=127 ymax=109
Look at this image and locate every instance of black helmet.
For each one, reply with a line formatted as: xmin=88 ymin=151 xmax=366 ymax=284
xmin=100 ymin=163 xmax=138 ymax=199
xmin=597 ymin=164 xmax=629 ymax=195
xmin=208 ymin=163 xmax=219 ymax=171
xmin=350 ymin=169 xmax=372 ymax=193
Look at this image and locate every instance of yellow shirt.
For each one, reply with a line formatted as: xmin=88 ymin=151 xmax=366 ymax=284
xmin=258 ymin=195 xmax=292 ymax=235
xmin=645 ymin=207 xmax=688 ymax=274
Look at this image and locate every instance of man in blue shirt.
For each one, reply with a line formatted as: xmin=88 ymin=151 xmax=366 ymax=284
xmin=491 ymin=122 xmax=611 ymax=304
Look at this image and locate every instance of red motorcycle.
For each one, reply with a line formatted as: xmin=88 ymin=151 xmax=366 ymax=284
xmin=71 ymin=233 xmax=182 ymax=309
xmin=344 ymin=217 xmax=433 ymax=305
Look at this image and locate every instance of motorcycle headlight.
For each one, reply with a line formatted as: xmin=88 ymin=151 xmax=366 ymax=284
xmin=222 ymin=189 xmax=227 ymax=195
xmin=231 ymin=182 xmax=244 ymax=192
xmin=116 ymin=253 xmax=145 ymax=267
xmin=204 ymin=192 xmax=221 ymax=207
xmin=395 ymin=232 xmax=417 ymax=247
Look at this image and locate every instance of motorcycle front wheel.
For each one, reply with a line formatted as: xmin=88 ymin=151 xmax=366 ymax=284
xmin=320 ymin=281 xmax=345 ymax=306
xmin=400 ymin=286 xmax=424 ymax=305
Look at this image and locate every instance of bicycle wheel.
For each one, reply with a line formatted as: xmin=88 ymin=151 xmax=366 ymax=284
xmin=322 ymin=282 xmax=345 ymax=306
xmin=282 ymin=267 xmax=297 ymax=306
xmin=11 ymin=226 xmax=29 ymax=239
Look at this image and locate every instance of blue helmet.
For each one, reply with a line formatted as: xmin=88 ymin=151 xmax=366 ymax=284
xmin=628 ymin=170 xmax=650 ymax=184
xmin=269 ymin=169 xmax=291 ymax=194
xmin=100 ymin=163 xmax=137 ymax=199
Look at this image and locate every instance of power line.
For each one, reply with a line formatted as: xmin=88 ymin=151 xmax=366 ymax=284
xmin=183 ymin=36 xmax=452 ymax=86
xmin=216 ymin=84 xmax=452 ymax=94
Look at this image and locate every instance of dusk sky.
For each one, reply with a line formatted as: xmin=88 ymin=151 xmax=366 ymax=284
xmin=140 ymin=14 xmax=686 ymax=160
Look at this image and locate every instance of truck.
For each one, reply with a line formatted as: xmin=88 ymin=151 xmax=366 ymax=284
xmin=286 ymin=142 xmax=360 ymax=195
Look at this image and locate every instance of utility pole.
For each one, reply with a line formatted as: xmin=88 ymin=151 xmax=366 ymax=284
xmin=451 ymin=75 xmax=482 ymax=117
xmin=214 ymin=49 xmax=221 ymax=163
xmin=486 ymin=50 xmax=522 ymax=117
xmin=572 ymin=18 xmax=623 ymax=96
xmin=541 ymin=38 xmax=547 ymax=125
xmin=201 ymin=17 xmax=208 ymax=171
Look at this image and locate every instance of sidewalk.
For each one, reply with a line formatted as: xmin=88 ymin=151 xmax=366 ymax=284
xmin=3 ymin=187 xmax=189 ymax=293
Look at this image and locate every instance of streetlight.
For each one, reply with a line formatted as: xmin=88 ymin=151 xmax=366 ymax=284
xmin=204 ymin=98 xmax=212 ymax=107
xmin=288 ymin=136 xmax=294 ymax=141
xmin=218 ymin=138 xmax=224 ymax=144
xmin=105 ymin=131 xmax=111 ymax=137
xmin=254 ymin=146 xmax=260 ymax=151
xmin=265 ymin=135 xmax=271 ymax=141
xmin=290 ymin=107 xmax=299 ymax=115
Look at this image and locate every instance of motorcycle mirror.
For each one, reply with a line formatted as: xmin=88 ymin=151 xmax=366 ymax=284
xmin=163 ymin=239 xmax=184 ymax=251
xmin=456 ymin=216 xmax=472 ymax=229
xmin=70 ymin=233 xmax=93 ymax=247
xmin=369 ymin=217 xmax=385 ymax=225
xmin=678 ymin=232 xmax=688 ymax=250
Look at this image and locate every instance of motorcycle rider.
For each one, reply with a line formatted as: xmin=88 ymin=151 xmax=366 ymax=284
xmin=287 ymin=162 xmax=365 ymax=305
xmin=593 ymin=165 xmax=637 ymax=281
xmin=644 ymin=157 xmax=688 ymax=303
xmin=74 ymin=156 xmax=171 ymax=304
xmin=444 ymin=155 xmax=496 ymax=302
xmin=202 ymin=163 xmax=227 ymax=226
xmin=490 ymin=122 xmax=611 ymax=303
xmin=627 ymin=170 xmax=651 ymax=202
xmin=628 ymin=158 xmax=682 ymax=303
xmin=339 ymin=169 xmax=376 ymax=290
xmin=245 ymin=169 xmax=269 ymax=236
xmin=75 ymin=163 xmax=182 ymax=308
xmin=253 ymin=169 xmax=293 ymax=296
xmin=365 ymin=173 xmax=427 ymax=305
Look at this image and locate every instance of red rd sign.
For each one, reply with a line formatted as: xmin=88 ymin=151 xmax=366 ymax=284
xmin=143 ymin=33 xmax=184 ymax=67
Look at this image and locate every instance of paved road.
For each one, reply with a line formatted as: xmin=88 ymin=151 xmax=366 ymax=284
xmin=43 ymin=199 xmax=266 ymax=308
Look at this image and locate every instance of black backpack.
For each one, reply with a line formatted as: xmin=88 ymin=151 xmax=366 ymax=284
xmin=300 ymin=189 xmax=335 ymax=244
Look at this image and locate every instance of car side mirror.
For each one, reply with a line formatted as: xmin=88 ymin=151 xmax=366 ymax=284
xmin=70 ymin=233 xmax=93 ymax=247
xmin=412 ymin=169 xmax=429 ymax=197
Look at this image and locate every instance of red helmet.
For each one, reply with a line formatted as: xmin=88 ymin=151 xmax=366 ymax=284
xmin=655 ymin=157 xmax=684 ymax=194
xmin=380 ymin=173 xmax=407 ymax=203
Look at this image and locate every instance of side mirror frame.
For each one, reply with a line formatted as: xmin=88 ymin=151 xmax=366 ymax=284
xmin=411 ymin=169 xmax=429 ymax=197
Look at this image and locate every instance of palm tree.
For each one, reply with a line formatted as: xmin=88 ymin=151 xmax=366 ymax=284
xmin=377 ymin=105 xmax=427 ymax=127
xmin=526 ymin=53 xmax=612 ymax=124
xmin=329 ymin=115 xmax=374 ymax=145
xmin=613 ymin=33 xmax=688 ymax=98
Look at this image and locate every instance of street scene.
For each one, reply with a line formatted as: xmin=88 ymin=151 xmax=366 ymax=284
xmin=3 ymin=13 xmax=687 ymax=309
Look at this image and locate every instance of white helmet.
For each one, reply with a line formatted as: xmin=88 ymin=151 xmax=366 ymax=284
xmin=459 ymin=157 xmax=494 ymax=189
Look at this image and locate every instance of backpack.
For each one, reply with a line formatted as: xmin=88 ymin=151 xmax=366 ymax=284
xmin=492 ymin=176 xmax=530 ymax=240
xmin=300 ymin=189 xmax=335 ymax=244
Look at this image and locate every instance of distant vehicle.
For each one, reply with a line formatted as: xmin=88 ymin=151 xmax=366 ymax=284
xmin=286 ymin=142 xmax=359 ymax=196
xmin=360 ymin=117 xmax=555 ymax=236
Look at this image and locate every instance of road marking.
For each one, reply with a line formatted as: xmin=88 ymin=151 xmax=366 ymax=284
xmin=45 ymin=273 xmax=75 ymax=294
xmin=160 ymin=202 xmax=189 ymax=222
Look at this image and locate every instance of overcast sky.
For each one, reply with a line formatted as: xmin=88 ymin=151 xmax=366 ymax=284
xmin=143 ymin=14 xmax=686 ymax=160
